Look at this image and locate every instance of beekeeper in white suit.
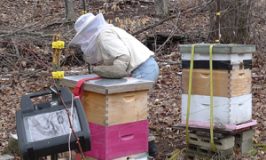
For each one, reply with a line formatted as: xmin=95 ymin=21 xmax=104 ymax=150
xmin=69 ymin=12 xmax=159 ymax=157
xmin=69 ymin=13 xmax=159 ymax=81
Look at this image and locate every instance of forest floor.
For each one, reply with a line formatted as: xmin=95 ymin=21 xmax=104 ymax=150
xmin=0 ymin=0 xmax=266 ymax=159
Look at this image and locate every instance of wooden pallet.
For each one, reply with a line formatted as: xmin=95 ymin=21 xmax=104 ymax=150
xmin=174 ymin=119 xmax=257 ymax=134
xmin=186 ymin=144 xmax=234 ymax=160
xmin=189 ymin=133 xmax=235 ymax=150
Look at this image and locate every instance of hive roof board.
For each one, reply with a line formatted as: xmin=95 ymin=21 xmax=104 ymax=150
xmin=61 ymin=74 xmax=154 ymax=94
xmin=180 ymin=44 xmax=256 ymax=63
xmin=180 ymin=44 xmax=256 ymax=54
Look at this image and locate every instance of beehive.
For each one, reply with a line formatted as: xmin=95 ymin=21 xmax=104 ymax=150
xmin=61 ymin=74 xmax=154 ymax=126
xmin=180 ymin=44 xmax=256 ymax=125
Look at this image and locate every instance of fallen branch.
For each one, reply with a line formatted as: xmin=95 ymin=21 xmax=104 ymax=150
xmin=10 ymin=69 xmax=50 ymax=81
xmin=0 ymin=31 xmax=53 ymax=38
xmin=157 ymin=60 xmax=180 ymax=65
xmin=11 ymin=38 xmax=20 ymax=57
xmin=132 ymin=0 xmax=214 ymax=36
xmin=0 ymin=21 xmax=74 ymax=39
xmin=38 ymin=19 xmax=75 ymax=31
xmin=132 ymin=15 xmax=177 ymax=36
xmin=1 ymin=21 xmax=41 ymax=37
xmin=155 ymin=12 xmax=180 ymax=54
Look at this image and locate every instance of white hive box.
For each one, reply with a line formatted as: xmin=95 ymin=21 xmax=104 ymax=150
xmin=181 ymin=94 xmax=252 ymax=125
xmin=180 ymin=44 xmax=255 ymax=69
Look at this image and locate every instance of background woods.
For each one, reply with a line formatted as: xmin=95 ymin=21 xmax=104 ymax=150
xmin=208 ymin=0 xmax=254 ymax=43
xmin=0 ymin=0 xmax=266 ymax=159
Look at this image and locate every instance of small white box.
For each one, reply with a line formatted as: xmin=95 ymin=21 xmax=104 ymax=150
xmin=181 ymin=94 xmax=252 ymax=125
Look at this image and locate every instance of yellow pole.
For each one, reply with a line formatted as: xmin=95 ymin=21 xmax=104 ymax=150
xmin=51 ymin=34 xmax=65 ymax=81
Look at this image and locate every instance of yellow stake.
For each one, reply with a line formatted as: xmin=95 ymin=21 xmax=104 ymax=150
xmin=52 ymin=34 xmax=65 ymax=80
xmin=52 ymin=40 xmax=65 ymax=67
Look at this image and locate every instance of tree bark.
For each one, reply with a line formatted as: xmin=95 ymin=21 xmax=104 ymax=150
xmin=64 ymin=0 xmax=75 ymax=21
xmin=208 ymin=0 xmax=254 ymax=43
xmin=155 ymin=0 xmax=169 ymax=17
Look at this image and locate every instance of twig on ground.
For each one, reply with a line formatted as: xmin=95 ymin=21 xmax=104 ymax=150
xmin=157 ymin=60 xmax=180 ymax=65
xmin=155 ymin=12 xmax=180 ymax=54
xmin=0 ymin=31 xmax=53 ymax=38
xmin=11 ymin=38 xmax=20 ymax=57
xmin=132 ymin=15 xmax=178 ymax=36
xmin=132 ymin=0 xmax=214 ymax=36
xmin=37 ymin=19 xmax=74 ymax=31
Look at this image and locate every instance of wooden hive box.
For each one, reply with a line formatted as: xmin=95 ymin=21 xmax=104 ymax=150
xmin=182 ymin=69 xmax=251 ymax=97
xmin=61 ymin=74 xmax=154 ymax=126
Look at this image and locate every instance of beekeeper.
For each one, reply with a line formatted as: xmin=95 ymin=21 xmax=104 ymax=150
xmin=69 ymin=13 xmax=159 ymax=81
xmin=70 ymin=12 xmax=159 ymax=157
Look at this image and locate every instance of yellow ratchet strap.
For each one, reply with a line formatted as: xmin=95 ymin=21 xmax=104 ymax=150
xmin=209 ymin=45 xmax=217 ymax=151
xmin=52 ymin=41 xmax=65 ymax=49
xmin=81 ymin=10 xmax=87 ymax=15
xmin=52 ymin=71 xmax=65 ymax=79
xmin=185 ymin=44 xmax=195 ymax=144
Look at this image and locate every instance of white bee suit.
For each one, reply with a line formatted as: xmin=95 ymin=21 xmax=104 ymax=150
xmin=70 ymin=13 xmax=156 ymax=79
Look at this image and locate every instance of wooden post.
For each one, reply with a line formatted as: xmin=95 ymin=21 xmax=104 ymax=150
xmin=64 ymin=0 xmax=75 ymax=21
xmin=208 ymin=0 xmax=254 ymax=43
xmin=155 ymin=0 xmax=169 ymax=17
xmin=215 ymin=0 xmax=221 ymax=42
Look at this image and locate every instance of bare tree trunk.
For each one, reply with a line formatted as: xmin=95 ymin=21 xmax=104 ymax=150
xmin=209 ymin=0 xmax=254 ymax=43
xmin=155 ymin=0 xmax=169 ymax=17
xmin=64 ymin=0 xmax=75 ymax=21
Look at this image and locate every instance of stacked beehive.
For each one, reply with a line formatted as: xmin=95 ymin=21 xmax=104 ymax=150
xmin=62 ymin=75 xmax=153 ymax=160
xmin=180 ymin=44 xmax=256 ymax=158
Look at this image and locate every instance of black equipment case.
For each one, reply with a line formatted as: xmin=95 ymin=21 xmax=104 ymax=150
xmin=16 ymin=87 xmax=90 ymax=160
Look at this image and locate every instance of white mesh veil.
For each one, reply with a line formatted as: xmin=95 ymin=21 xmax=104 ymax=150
xmin=69 ymin=13 xmax=113 ymax=64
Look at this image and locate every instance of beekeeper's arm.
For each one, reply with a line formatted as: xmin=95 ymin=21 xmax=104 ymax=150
xmin=92 ymin=30 xmax=130 ymax=78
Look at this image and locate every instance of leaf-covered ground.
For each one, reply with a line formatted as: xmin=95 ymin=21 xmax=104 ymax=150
xmin=1 ymin=0 xmax=266 ymax=159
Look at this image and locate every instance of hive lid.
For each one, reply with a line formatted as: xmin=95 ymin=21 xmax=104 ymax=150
xmin=61 ymin=74 xmax=154 ymax=94
xmin=180 ymin=44 xmax=256 ymax=54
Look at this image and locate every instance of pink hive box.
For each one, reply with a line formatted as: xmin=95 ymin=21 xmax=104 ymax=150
xmin=83 ymin=120 xmax=148 ymax=160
